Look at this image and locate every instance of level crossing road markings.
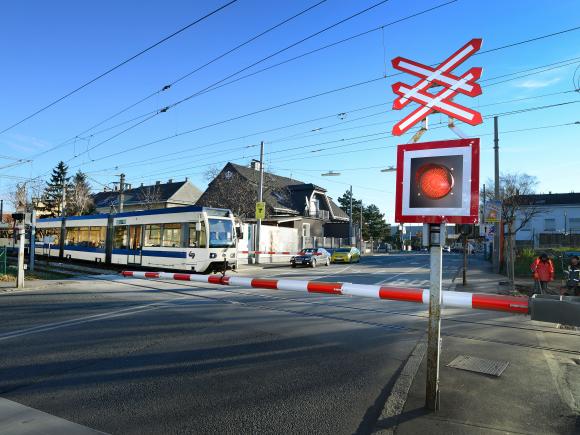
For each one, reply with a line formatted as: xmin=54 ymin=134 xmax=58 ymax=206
xmin=391 ymin=38 xmax=484 ymax=135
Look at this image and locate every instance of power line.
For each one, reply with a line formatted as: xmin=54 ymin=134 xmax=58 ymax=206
xmin=30 ymin=0 xmax=330 ymax=158
xmin=82 ymin=89 xmax=579 ymax=178
xmin=73 ymin=56 xmax=580 ymax=171
xmin=70 ymin=0 xmax=394 ymax=160
xmin=0 ymin=0 xmax=240 ymax=136
xmin=124 ymin=109 xmax=580 ymax=184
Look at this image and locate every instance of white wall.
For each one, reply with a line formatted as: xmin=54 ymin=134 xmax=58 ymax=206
xmin=237 ymin=223 xmax=299 ymax=264
xmin=516 ymin=204 xmax=580 ymax=243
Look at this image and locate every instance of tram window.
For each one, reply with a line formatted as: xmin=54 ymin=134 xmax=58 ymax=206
xmin=77 ymin=227 xmax=90 ymax=247
xmin=89 ymin=227 xmax=106 ymax=248
xmin=144 ymin=224 xmax=161 ymax=247
xmin=188 ymin=222 xmax=206 ymax=248
xmin=114 ymin=226 xmax=128 ymax=249
xmin=162 ymin=223 xmax=181 ymax=247
xmin=66 ymin=228 xmax=78 ymax=246
xmin=39 ymin=228 xmax=60 ymax=244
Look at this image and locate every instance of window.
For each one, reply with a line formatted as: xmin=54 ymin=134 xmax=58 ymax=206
xmin=66 ymin=227 xmax=78 ymax=246
xmin=114 ymin=226 xmax=128 ymax=249
xmin=188 ymin=222 xmax=206 ymax=248
xmin=144 ymin=224 xmax=162 ymax=247
xmin=77 ymin=227 xmax=90 ymax=247
xmin=208 ymin=219 xmax=234 ymax=248
xmin=162 ymin=223 xmax=181 ymax=247
xmin=37 ymin=228 xmax=60 ymax=244
xmin=544 ymin=219 xmax=556 ymax=232
xmin=89 ymin=227 xmax=106 ymax=248
xmin=302 ymin=223 xmax=310 ymax=238
xmin=569 ymin=218 xmax=580 ymax=232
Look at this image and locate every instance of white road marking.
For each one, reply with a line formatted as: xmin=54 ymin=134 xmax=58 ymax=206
xmin=0 ymin=296 xmax=189 ymax=342
xmin=373 ymin=264 xmax=428 ymax=286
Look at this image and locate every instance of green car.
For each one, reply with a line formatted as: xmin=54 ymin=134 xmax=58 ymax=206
xmin=331 ymin=247 xmax=361 ymax=264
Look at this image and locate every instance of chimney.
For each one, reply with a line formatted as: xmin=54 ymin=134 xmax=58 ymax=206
xmin=168 ymin=179 xmax=173 ymax=183
xmin=185 ymin=177 xmax=188 ymax=181
xmin=250 ymin=159 xmax=261 ymax=171
xmin=140 ymin=183 xmax=144 ymax=187
xmin=155 ymin=181 xmax=161 ymax=185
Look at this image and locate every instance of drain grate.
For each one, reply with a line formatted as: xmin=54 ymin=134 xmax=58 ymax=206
xmin=447 ymin=355 xmax=509 ymax=377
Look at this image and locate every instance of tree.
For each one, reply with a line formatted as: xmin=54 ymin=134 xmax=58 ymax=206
xmin=200 ymin=166 xmax=258 ymax=218
xmin=67 ymin=171 xmax=95 ymax=216
xmin=482 ymin=173 xmax=541 ymax=284
xmin=137 ymin=184 xmax=162 ymax=210
xmin=337 ymin=189 xmax=362 ymax=218
xmin=43 ymin=161 xmax=72 ymax=217
xmin=363 ymin=204 xmax=391 ymax=241
xmin=7 ymin=183 xmax=27 ymax=212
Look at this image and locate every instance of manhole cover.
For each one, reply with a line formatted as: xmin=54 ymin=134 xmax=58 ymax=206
xmin=447 ymin=355 xmax=509 ymax=377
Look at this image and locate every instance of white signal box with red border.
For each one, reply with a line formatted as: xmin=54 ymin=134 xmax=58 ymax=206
xmin=395 ymin=138 xmax=480 ymax=224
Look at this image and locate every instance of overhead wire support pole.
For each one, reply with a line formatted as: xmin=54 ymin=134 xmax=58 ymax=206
xmin=493 ymin=116 xmax=500 ymax=274
xmin=256 ymin=141 xmax=265 ymax=264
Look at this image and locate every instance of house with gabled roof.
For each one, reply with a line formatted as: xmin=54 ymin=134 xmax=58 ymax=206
xmin=92 ymin=179 xmax=202 ymax=214
xmin=196 ymin=162 xmax=350 ymax=238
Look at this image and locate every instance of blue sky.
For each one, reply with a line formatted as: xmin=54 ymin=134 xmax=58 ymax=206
xmin=1 ymin=0 xmax=579 ymax=222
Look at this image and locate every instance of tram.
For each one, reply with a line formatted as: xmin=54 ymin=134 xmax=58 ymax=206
xmin=35 ymin=205 xmax=238 ymax=273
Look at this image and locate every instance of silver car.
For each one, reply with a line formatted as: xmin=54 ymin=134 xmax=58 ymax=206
xmin=290 ymin=248 xmax=331 ymax=268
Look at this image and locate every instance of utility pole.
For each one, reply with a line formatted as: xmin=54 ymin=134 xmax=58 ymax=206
xmin=493 ymin=116 xmax=500 ymax=274
xmin=359 ymin=200 xmax=363 ymax=253
xmin=255 ymin=142 xmax=265 ymax=264
xmin=16 ymin=219 xmax=25 ymax=288
xmin=29 ymin=209 xmax=36 ymax=272
xmin=119 ymin=173 xmax=126 ymax=213
xmin=61 ymin=177 xmax=67 ymax=218
xmin=349 ymin=185 xmax=353 ymax=243
xmin=0 ymin=199 xmax=3 ymax=222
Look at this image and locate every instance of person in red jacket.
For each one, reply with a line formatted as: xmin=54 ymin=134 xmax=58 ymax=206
xmin=530 ymin=253 xmax=555 ymax=294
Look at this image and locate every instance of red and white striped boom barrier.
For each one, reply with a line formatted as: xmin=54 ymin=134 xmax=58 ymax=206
xmin=120 ymin=271 xmax=529 ymax=315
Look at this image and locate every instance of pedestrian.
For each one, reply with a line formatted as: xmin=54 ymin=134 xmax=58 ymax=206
xmin=564 ymin=255 xmax=580 ymax=296
xmin=530 ymin=253 xmax=554 ymax=294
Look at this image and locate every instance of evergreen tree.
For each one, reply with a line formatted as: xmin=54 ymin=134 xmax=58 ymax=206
xmin=363 ymin=204 xmax=391 ymax=240
xmin=43 ymin=161 xmax=72 ymax=217
xmin=337 ymin=189 xmax=362 ymax=217
xmin=68 ymin=171 xmax=95 ymax=215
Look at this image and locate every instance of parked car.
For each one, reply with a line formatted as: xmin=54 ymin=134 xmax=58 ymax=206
xmin=443 ymin=246 xmax=451 ymax=253
xmin=290 ymin=248 xmax=331 ymax=268
xmin=331 ymin=247 xmax=361 ymax=264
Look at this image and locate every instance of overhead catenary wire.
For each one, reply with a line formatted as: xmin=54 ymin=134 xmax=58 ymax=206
xmin=0 ymin=0 xmax=240 ymax=136
xmin=68 ymin=22 xmax=580 ymax=163
xmin=74 ymin=57 xmax=580 ymax=173
xmin=82 ymin=88 xmax=579 ymax=179
xmin=30 ymin=0 xmax=331 ymax=158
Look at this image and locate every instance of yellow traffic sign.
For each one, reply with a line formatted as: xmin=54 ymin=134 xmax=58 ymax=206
xmin=255 ymin=202 xmax=266 ymax=220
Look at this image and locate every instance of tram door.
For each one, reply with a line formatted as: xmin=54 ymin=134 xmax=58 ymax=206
xmin=128 ymin=225 xmax=142 ymax=265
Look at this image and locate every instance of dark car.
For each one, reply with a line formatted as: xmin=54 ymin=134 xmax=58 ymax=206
xmin=290 ymin=248 xmax=331 ymax=268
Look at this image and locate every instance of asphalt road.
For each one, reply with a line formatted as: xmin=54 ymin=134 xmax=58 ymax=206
xmin=1 ymin=253 xmax=578 ymax=434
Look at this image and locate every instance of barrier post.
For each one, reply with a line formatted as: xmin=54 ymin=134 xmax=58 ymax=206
xmin=426 ymin=223 xmax=444 ymax=411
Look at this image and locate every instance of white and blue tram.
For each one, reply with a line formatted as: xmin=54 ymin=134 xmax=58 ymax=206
xmin=35 ymin=206 xmax=238 ymax=273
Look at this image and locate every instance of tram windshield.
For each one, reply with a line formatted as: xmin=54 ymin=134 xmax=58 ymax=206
xmin=208 ymin=219 xmax=235 ymax=248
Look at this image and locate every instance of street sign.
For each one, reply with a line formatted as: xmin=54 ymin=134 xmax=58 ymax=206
xmin=484 ymin=200 xmax=501 ymax=223
xmin=391 ymin=38 xmax=484 ymax=136
xmin=395 ymin=138 xmax=480 ymax=224
xmin=255 ymin=202 xmax=266 ymax=220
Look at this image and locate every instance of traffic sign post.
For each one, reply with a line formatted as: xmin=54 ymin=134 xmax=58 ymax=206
xmin=255 ymin=202 xmax=266 ymax=220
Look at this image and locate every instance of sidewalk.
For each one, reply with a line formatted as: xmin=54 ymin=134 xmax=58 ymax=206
xmin=449 ymin=255 xmax=534 ymax=296
xmin=375 ymin=255 xmax=580 ymax=435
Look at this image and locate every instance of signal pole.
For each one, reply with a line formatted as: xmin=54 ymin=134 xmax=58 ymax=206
xmin=349 ymin=185 xmax=353 ymax=243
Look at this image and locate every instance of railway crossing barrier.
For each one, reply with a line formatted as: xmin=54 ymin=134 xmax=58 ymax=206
xmin=120 ymin=270 xmax=530 ymax=315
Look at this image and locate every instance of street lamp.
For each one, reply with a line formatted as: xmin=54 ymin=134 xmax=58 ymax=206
xmin=380 ymin=166 xmax=396 ymax=173
xmin=321 ymin=170 xmax=341 ymax=176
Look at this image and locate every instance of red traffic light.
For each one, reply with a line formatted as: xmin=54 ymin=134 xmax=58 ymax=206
xmin=415 ymin=164 xmax=454 ymax=199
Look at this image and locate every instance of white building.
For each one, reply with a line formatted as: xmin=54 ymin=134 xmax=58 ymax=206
xmin=516 ymin=193 xmax=580 ymax=248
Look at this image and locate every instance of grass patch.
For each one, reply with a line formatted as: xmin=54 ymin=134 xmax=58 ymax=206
xmin=0 ymin=265 xmax=74 ymax=281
